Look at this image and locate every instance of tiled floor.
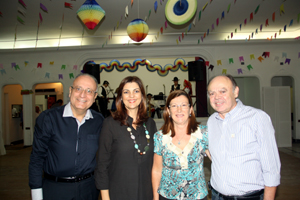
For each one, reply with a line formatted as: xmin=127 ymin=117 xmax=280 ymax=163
xmin=0 ymin=143 xmax=300 ymax=200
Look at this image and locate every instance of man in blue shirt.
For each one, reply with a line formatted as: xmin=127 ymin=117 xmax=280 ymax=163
xmin=207 ymin=75 xmax=281 ymax=200
xmin=29 ymin=74 xmax=104 ymax=200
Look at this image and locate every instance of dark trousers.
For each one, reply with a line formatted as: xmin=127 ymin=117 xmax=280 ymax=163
xmin=211 ymin=187 xmax=264 ymax=200
xmin=98 ymin=97 xmax=108 ymax=117
xmin=151 ymin=108 xmax=161 ymax=118
xmin=43 ymin=176 xmax=99 ymax=200
xmin=159 ymin=194 xmax=207 ymax=200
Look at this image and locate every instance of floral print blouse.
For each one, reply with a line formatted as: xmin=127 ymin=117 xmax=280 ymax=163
xmin=154 ymin=125 xmax=208 ymax=200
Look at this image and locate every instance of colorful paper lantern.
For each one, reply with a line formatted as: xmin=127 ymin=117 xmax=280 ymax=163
xmin=165 ymin=0 xmax=197 ymax=25
xmin=77 ymin=0 xmax=105 ymax=30
xmin=127 ymin=19 xmax=149 ymax=42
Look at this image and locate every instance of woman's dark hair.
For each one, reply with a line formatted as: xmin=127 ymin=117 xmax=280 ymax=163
xmin=161 ymin=90 xmax=200 ymax=137
xmin=112 ymin=76 xmax=148 ymax=126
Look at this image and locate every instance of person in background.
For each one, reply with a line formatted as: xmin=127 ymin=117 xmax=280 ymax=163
xmin=29 ymin=74 xmax=104 ymax=200
xmin=147 ymin=93 xmax=161 ymax=118
xmin=95 ymin=76 xmax=157 ymax=200
xmin=207 ymin=74 xmax=281 ymax=200
xmin=50 ymin=99 xmax=63 ymax=109
xmin=98 ymin=80 xmax=110 ymax=117
xmin=170 ymin=77 xmax=180 ymax=93
xmin=183 ymin=79 xmax=192 ymax=97
xmin=152 ymin=90 xmax=210 ymax=200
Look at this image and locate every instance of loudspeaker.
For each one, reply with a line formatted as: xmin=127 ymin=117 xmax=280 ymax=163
xmin=83 ymin=64 xmax=100 ymax=84
xmin=188 ymin=60 xmax=205 ymax=81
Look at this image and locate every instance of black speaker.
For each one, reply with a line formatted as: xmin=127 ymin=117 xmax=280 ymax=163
xmin=188 ymin=60 xmax=205 ymax=81
xmin=84 ymin=64 xmax=100 ymax=84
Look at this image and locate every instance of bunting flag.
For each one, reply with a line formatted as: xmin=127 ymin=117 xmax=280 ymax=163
xmin=279 ymin=29 xmax=281 ymax=35
xmin=15 ymin=65 xmax=20 ymax=71
xmin=37 ymin=63 xmax=42 ymax=68
xmin=69 ymin=73 xmax=74 ymax=79
xmin=282 ymin=52 xmax=287 ymax=58
xmin=176 ymin=39 xmax=178 ymax=44
xmin=237 ymin=68 xmax=243 ymax=74
xmin=131 ymin=0 xmax=133 ymax=6
xmin=154 ymin=1 xmax=158 ymax=12
xmin=17 ymin=16 xmax=25 ymax=24
xmin=221 ymin=11 xmax=224 ymax=19
xmin=205 ymin=61 xmax=210 ymax=66
xmin=250 ymin=13 xmax=253 ymax=21
xmin=274 ymin=56 xmax=279 ymax=62
xmin=40 ymin=3 xmax=48 ymax=12
xmin=19 ymin=0 xmax=27 ymax=8
xmin=240 ymin=24 xmax=242 ymax=30
xmin=284 ymin=25 xmax=286 ymax=32
xmin=61 ymin=65 xmax=66 ymax=70
xmin=227 ymin=3 xmax=231 ymax=13
xmin=289 ymin=19 xmax=293 ymax=27
xmin=208 ymin=65 xmax=214 ymax=71
xmin=229 ymin=58 xmax=234 ymax=64
xmin=59 ymin=74 xmax=63 ymax=79
xmin=239 ymin=56 xmax=244 ymax=62
xmin=217 ymin=60 xmax=222 ymax=65
xmin=11 ymin=63 xmax=16 ymax=68
xmin=254 ymin=5 xmax=260 ymax=14
xmin=274 ymin=33 xmax=277 ymax=39
xmin=222 ymin=69 xmax=227 ymax=74
xmin=231 ymin=32 xmax=233 ymax=38
xmin=262 ymin=52 xmax=270 ymax=58
xmin=25 ymin=61 xmax=29 ymax=66
xmin=50 ymin=61 xmax=54 ymax=65
xmin=73 ymin=65 xmax=78 ymax=70
xmin=1 ymin=69 xmax=6 ymax=75
xmin=64 ymin=2 xmax=73 ymax=8
xmin=258 ymin=56 xmax=264 ymax=62
xmin=216 ymin=18 xmax=219 ymax=26
xmin=198 ymin=11 xmax=201 ymax=20
xmin=212 ymin=24 xmax=214 ymax=30
xmin=280 ymin=4 xmax=284 ymax=15
xmin=247 ymin=65 xmax=253 ymax=70
xmin=285 ymin=58 xmax=291 ymax=64
xmin=203 ymin=2 xmax=208 ymax=11
xmin=265 ymin=19 xmax=269 ymax=26
xmin=260 ymin=24 xmax=263 ymax=31
xmin=39 ymin=13 xmax=43 ymax=23
xmin=160 ymin=27 xmax=163 ymax=34
xmin=18 ymin=7 xmax=26 ymax=16
xmin=45 ymin=72 xmax=50 ymax=78
xmin=272 ymin=12 xmax=275 ymax=21
xmin=182 ymin=32 xmax=184 ymax=39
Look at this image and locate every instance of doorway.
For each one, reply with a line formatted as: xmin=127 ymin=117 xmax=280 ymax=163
xmin=271 ymin=76 xmax=295 ymax=140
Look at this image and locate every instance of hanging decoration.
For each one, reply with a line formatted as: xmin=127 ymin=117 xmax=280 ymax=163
xmin=127 ymin=19 xmax=149 ymax=42
xmin=77 ymin=0 xmax=105 ymax=30
xmin=165 ymin=0 xmax=197 ymax=25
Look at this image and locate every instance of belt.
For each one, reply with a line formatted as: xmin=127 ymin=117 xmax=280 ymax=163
xmin=44 ymin=172 xmax=94 ymax=183
xmin=211 ymin=187 xmax=264 ymax=200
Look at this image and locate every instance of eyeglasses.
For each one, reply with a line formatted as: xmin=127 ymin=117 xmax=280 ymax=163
xmin=169 ymin=103 xmax=190 ymax=110
xmin=71 ymin=86 xmax=96 ymax=96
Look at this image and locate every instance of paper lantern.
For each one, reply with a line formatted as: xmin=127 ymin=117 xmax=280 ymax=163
xmin=165 ymin=0 xmax=197 ymax=25
xmin=127 ymin=19 xmax=149 ymax=42
xmin=77 ymin=0 xmax=105 ymax=30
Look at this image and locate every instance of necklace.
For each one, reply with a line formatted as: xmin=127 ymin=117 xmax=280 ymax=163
xmin=127 ymin=123 xmax=150 ymax=155
xmin=177 ymin=134 xmax=186 ymax=145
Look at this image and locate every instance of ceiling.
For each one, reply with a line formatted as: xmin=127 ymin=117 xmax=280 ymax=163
xmin=0 ymin=0 xmax=299 ymax=50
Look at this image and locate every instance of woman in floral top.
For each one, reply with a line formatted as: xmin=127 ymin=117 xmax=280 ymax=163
xmin=152 ymin=90 xmax=210 ymax=200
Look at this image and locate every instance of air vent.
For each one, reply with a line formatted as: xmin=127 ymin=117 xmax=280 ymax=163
xmin=35 ymin=89 xmax=56 ymax=93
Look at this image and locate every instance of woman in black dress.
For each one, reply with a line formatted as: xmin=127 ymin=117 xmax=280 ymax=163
xmin=95 ymin=76 xmax=157 ymax=200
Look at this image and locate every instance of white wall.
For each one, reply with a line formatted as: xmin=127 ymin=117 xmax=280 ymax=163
xmin=0 ymin=41 xmax=300 ymax=154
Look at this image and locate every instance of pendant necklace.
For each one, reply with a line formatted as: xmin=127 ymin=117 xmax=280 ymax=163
xmin=127 ymin=123 xmax=150 ymax=155
xmin=177 ymin=134 xmax=186 ymax=145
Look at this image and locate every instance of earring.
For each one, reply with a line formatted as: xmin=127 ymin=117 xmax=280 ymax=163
xmin=169 ymin=115 xmax=171 ymax=118
xmin=189 ymin=114 xmax=191 ymax=117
